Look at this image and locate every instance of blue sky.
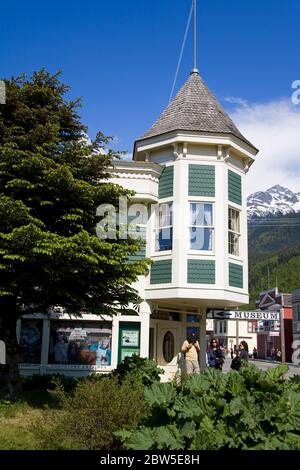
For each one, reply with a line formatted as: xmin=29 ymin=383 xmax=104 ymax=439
xmin=1 ymin=0 xmax=300 ymax=193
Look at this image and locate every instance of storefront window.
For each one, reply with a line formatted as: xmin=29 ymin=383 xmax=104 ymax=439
xmin=49 ymin=321 xmax=112 ymax=367
xmin=186 ymin=314 xmax=199 ymax=323
xmin=19 ymin=320 xmax=43 ymax=364
xmin=118 ymin=323 xmax=140 ymax=363
xmin=187 ymin=327 xmax=199 ymax=339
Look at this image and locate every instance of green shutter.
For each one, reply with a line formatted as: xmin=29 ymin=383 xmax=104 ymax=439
xmin=159 ymin=166 xmax=174 ymax=199
xmin=188 ymin=165 xmax=215 ymax=197
xmin=150 ymin=259 xmax=172 ymax=284
xmin=228 ymin=170 xmax=242 ymax=205
xmin=187 ymin=260 xmax=215 ymax=284
xmin=128 ymin=226 xmax=146 ymax=262
xmin=229 ymin=262 xmax=243 ymax=288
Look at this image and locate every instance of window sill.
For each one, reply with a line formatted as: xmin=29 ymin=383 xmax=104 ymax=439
xmin=151 ymin=251 xmax=172 ymax=257
xmin=188 ymin=250 xmax=215 ymax=256
xmin=228 ymin=254 xmax=243 ymax=262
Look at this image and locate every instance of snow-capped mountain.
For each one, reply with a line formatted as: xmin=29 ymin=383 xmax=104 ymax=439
xmin=247 ymin=185 xmax=300 ymax=219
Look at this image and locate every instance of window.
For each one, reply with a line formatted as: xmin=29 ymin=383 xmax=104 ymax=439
xmin=190 ymin=203 xmax=214 ymax=250
xmin=155 ymin=202 xmax=173 ymax=251
xmin=228 ymin=208 xmax=240 ymax=256
xmin=220 ymin=321 xmax=223 ymax=334
xmin=163 ymin=331 xmax=175 ymax=363
xmin=214 ymin=321 xmax=218 ymax=334
xmin=248 ymin=321 xmax=258 ymax=333
xmin=223 ymin=321 xmax=227 ymax=334
xmin=19 ymin=320 xmax=43 ymax=364
xmin=49 ymin=321 xmax=112 ymax=367
xmin=295 ymin=304 xmax=300 ymax=321
xmin=186 ymin=314 xmax=199 ymax=323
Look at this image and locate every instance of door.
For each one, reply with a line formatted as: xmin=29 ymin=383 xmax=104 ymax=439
xmin=157 ymin=325 xmax=179 ymax=366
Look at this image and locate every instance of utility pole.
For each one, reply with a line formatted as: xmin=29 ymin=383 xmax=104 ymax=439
xmin=235 ymin=319 xmax=239 ymax=352
xmin=280 ymin=307 xmax=286 ymax=362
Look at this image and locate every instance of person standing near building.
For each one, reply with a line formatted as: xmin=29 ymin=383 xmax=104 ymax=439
xmin=276 ymin=350 xmax=282 ymax=362
xmin=253 ymin=347 xmax=258 ymax=359
xmin=231 ymin=341 xmax=249 ymax=371
xmin=207 ymin=338 xmax=225 ymax=370
xmin=239 ymin=341 xmax=249 ymax=362
xmin=181 ymin=333 xmax=200 ymax=375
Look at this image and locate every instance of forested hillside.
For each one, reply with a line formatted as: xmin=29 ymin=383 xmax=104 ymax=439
xmin=248 ymin=213 xmax=300 ymax=307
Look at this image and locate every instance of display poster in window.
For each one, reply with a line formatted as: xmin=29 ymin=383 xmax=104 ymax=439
xmin=118 ymin=323 xmax=140 ymax=363
xmin=120 ymin=347 xmax=140 ymax=362
xmin=19 ymin=320 xmax=43 ymax=364
xmin=121 ymin=329 xmax=139 ymax=347
xmin=49 ymin=321 xmax=112 ymax=367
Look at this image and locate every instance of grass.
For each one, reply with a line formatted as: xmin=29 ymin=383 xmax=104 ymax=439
xmin=0 ymin=387 xmax=60 ymax=450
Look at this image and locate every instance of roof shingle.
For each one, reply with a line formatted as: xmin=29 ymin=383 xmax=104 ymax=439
xmin=137 ymin=71 xmax=255 ymax=149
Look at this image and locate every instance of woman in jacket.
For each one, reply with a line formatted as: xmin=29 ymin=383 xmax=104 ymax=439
xmin=207 ymin=338 xmax=225 ymax=370
xmin=231 ymin=341 xmax=249 ymax=371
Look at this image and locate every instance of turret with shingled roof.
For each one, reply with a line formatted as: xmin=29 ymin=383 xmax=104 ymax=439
xmin=134 ymin=69 xmax=257 ymax=155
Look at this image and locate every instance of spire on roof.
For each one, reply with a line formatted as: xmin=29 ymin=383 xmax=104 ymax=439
xmin=137 ymin=71 xmax=255 ymax=150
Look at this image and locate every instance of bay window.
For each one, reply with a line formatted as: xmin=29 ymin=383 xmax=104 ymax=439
xmin=155 ymin=202 xmax=173 ymax=251
xmin=190 ymin=203 xmax=214 ymax=251
xmin=228 ymin=208 xmax=240 ymax=256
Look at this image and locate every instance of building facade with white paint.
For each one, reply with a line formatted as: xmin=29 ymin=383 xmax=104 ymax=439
xmin=18 ymin=70 xmax=258 ymax=379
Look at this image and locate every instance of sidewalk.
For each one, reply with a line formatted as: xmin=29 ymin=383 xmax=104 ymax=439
xmin=250 ymin=358 xmax=298 ymax=367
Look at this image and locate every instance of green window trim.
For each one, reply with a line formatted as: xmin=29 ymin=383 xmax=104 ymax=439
xmin=229 ymin=262 xmax=243 ymax=289
xmin=159 ymin=166 xmax=174 ymax=199
xmin=187 ymin=259 xmax=215 ymax=284
xmin=228 ymin=170 xmax=242 ymax=205
xmin=150 ymin=259 xmax=172 ymax=284
xmin=189 ymin=164 xmax=215 ymax=197
xmin=127 ymin=226 xmax=146 ymax=262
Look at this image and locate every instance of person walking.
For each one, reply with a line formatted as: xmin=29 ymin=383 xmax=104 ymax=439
xmin=253 ymin=347 xmax=258 ymax=359
xmin=207 ymin=338 xmax=225 ymax=370
xmin=181 ymin=333 xmax=200 ymax=375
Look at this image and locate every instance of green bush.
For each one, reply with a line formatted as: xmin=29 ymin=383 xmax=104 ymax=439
xmin=21 ymin=374 xmax=80 ymax=393
xmin=38 ymin=375 xmax=146 ymax=449
xmin=117 ymin=363 xmax=300 ymax=450
xmin=113 ymin=355 xmax=164 ymax=386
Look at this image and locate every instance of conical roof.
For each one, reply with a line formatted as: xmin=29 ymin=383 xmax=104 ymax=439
xmin=137 ymin=71 xmax=255 ymax=150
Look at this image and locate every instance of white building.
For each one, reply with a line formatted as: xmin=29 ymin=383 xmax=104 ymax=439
xmin=213 ymin=319 xmax=257 ymax=357
xmin=18 ymin=70 xmax=258 ymax=379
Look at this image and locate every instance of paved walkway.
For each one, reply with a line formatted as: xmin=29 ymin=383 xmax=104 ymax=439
xmin=222 ymin=358 xmax=300 ymax=378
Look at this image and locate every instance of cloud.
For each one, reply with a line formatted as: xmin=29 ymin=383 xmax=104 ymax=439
xmin=228 ymin=98 xmax=300 ymax=195
xmin=224 ymin=96 xmax=248 ymax=107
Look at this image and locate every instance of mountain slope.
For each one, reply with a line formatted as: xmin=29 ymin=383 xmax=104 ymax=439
xmin=247 ymin=209 xmax=300 ymax=307
xmin=247 ymin=184 xmax=300 ymax=219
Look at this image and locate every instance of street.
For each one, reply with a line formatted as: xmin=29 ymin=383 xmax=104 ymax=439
xmin=222 ymin=358 xmax=300 ymax=378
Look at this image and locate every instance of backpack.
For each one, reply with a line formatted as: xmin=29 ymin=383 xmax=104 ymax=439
xmin=231 ymin=356 xmax=241 ymax=371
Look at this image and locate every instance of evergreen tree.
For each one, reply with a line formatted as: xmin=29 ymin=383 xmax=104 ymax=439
xmin=0 ymin=70 xmax=148 ymax=398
